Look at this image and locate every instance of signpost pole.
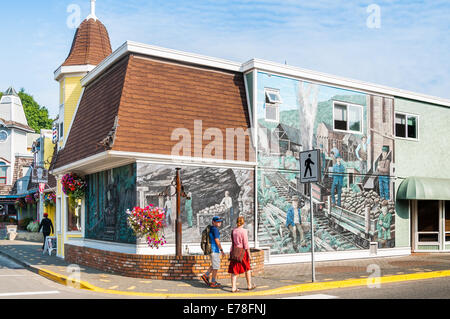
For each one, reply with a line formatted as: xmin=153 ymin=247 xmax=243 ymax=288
xmin=300 ymin=149 xmax=320 ymax=283
xmin=310 ymin=181 xmax=315 ymax=282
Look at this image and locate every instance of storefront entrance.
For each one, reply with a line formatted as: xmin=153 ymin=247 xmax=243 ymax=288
xmin=412 ymin=200 xmax=450 ymax=251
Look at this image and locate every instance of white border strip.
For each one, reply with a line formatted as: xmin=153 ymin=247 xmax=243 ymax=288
xmin=266 ymin=247 xmax=411 ymax=265
xmin=243 ymin=59 xmax=450 ymax=108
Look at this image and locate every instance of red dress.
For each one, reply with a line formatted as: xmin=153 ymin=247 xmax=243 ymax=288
xmin=228 ymin=250 xmax=251 ymax=275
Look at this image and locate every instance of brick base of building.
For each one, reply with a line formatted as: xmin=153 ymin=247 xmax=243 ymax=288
xmin=64 ymin=244 xmax=264 ymax=280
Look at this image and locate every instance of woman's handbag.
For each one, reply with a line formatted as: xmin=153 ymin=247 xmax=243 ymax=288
xmin=229 ymin=230 xmax=246 ymax=262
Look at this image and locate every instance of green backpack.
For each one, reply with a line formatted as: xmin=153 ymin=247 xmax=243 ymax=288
xmin=200 ymin=225 xmax=212 ymax=255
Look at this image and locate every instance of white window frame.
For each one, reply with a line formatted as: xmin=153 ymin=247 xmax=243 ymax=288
xmin=332 ymin=101 xmax=364 ymax=134
xmin=414 ymin=200 xmax=442 ymax=250
xmin=394 ymin=111 xmax=419 ymax=141
xmin=264 ymin=88 xmax=281 ymax=123
xmin=265 ymin=88 xmax=282 ymax=104
xmin=65 ymin=195 xmax=82 ymax=234
xmin=56 ymin=196 xmax=62 ymax=233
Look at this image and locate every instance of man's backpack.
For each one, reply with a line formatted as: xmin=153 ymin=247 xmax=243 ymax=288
xmin=200 ymin=225 xmax=212 ymax=255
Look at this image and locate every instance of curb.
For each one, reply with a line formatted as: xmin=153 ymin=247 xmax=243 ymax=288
xmin=3 ymin=249 xmax=450 ymax=298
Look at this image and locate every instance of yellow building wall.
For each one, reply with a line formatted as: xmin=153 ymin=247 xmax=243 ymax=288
xmin=44 ymin=204 xmax=56 ymax=234
xmin=63 ymin=76 xmax=83 ymax=139
xmin=56 ymin=75 xmax=84 ymax=258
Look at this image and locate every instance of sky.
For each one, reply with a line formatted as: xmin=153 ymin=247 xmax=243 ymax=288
xmin=0 ymin=0 xmax=449 ymax=118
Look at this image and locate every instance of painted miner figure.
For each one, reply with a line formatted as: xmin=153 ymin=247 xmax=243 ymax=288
xmin=377 ymin=200 xmax=392 ymax=248
xmin=376 ymin=146 xmax=391 ymax=201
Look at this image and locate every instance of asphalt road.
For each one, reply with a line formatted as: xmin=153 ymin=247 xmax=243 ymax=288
xmin=283 ymin=276 xmax=450 ymax=299
xmin=0 ymin=254 xmax=116 ymax=299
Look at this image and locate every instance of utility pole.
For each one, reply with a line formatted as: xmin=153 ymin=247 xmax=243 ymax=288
xmin=175 ymin=168 xmax=182 ymax=257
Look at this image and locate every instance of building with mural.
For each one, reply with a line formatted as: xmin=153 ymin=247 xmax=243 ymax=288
xmin=50 ymin=2 xmax=450 ymax=266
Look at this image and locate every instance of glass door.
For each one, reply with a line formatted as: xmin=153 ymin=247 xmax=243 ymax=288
xmin=416 ymin=200 xmax=440 ymax=249
xmin=445 ymin=201 xmax=450 ymax=249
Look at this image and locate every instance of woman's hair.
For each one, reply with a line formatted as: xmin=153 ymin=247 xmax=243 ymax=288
xmin=236 ymin=216 xmax=245 ymax=227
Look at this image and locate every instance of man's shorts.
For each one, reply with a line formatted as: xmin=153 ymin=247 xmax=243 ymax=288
xmin=210 ymin=253 xmax=221 ymax=270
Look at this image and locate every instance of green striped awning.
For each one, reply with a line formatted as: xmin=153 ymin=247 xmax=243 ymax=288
xmin=397 ymin=177 xmax=450 ymax=200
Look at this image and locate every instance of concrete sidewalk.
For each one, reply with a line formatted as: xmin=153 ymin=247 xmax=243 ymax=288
xmin=2 ymin=239 xmax=450 ymax=298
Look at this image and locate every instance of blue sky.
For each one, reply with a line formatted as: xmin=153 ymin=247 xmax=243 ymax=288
xmin=0 ymin=0 xmax=449 ymax=118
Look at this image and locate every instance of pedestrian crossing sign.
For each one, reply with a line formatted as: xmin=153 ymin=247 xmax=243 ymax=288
xmin=300 ymin=149 xmax=320 ymax=183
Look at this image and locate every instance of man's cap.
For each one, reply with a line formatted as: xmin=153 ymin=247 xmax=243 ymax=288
xmin=291 ymin=195 xmax=299 ymax=202
xmin=43 ymin=213 xmax=48 ymax=217
xmin=212 ymin=216 xmax=223 ymax=222
xmin=382 ymin=145 xmax=389 ymax=152
xmin=336 ymin=154 xmax=342 ymax=159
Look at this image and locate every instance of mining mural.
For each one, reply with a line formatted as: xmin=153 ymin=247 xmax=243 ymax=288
xmin=85 ymin=163 xmax=137 ymax=244
xmin=136 ymin=163 xmax=255 ymax=243
xmin=257 ymin=72 xmax=395 ymax=255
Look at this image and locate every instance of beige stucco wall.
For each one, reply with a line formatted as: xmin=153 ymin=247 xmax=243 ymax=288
xmin=394 ymin=98 xmax=450 ymax=248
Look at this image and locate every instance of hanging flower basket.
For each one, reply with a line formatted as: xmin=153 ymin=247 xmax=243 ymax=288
xmin=25 ymin=194 xmax=35 ymax=205
xmin=14 ymin=198 xmax=26 ymax=209
xmin=33 ymin=192 xmax=40 ymax=203
xmin=126 ymin=205 xmax=167 ymax=249
xmin=62 ymin=173 xmax=87 ymax=207
xmin=44 ymin=193 xmax=56 ymax=207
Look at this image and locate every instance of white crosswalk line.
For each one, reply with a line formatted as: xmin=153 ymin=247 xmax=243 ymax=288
xmin=0 ymin=291 xmax=60 ymax=297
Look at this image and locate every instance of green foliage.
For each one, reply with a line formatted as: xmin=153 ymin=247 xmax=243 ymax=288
xmin=16 ymin=89 xmax=53 ymax=133
xmin=27 ymin=220 xmax=40 ymax=232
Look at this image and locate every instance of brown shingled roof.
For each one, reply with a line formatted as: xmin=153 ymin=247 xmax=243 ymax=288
xmin=62 ymin=18 xmax=112 ymax=67
xmin=53 ymin=53 xmax=253 ymax=170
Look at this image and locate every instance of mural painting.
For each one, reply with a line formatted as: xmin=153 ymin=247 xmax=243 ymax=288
xmin=85 ymin=163 xmax=137 ymax=244
xmin=136 ymin=163 xmax=254 ymax=243
xmin=257 ymin=72 xmax=396 ymax=255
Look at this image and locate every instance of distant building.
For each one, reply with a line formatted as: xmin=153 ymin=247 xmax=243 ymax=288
xmin=0 ymin=87 xmax=39 ymax=224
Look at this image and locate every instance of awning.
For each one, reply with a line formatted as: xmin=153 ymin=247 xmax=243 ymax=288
xmin=397 ymin=177 xmax=450 ymax=200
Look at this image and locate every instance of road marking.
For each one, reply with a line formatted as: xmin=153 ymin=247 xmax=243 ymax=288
xmin=0 ymin=291 xmax=60 ymax=297
xmin=281 ymin=294 xmax=338 ymax=299
xmin=0 ymin=275 xmax=26 ymax=277
xmin=127 ymin=286 xmax=136 ymax=290
xmin=108 ymin=286 xmax=119 ymax=290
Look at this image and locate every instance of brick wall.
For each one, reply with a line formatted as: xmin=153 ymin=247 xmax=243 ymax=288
xmin=65 ymin=244 xmax=264 ymax=280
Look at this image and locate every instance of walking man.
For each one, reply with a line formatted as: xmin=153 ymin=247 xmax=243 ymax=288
xmin=304 ymin=154 xmax=315 ymax=178
xmin=201 ymin=216 xmax=225 ymax=288
xmin=38 ymin=213 xmax=54 ymax=250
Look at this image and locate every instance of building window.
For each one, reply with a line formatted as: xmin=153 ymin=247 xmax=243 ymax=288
xmin=265 ymin=89 xmax=282 ymax=104
xmin=66 ymin=197 xmax=81 ymax=232
xmin=333 ymin=102 xmax=363 ymax=134
xmin=0 ymin=162 xmax=7 ymax=184
xmin=395 ymin=113 xmax=418 ymax=139
xmin=265 ymin=88 xmax=281 ymax=123
xmin=59 ymin=122 xmax=64 ymax=138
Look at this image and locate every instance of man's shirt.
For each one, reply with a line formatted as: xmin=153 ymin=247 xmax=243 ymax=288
xmin=209 ymin=226 xmax=221 ymax=253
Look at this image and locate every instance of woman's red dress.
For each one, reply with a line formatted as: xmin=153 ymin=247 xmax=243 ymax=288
xmin=228 ymin=250 xmax=251 ymax=275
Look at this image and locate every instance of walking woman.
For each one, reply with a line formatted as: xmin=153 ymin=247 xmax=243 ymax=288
xmin=228 ymin=216 xmax=256 ymax=293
